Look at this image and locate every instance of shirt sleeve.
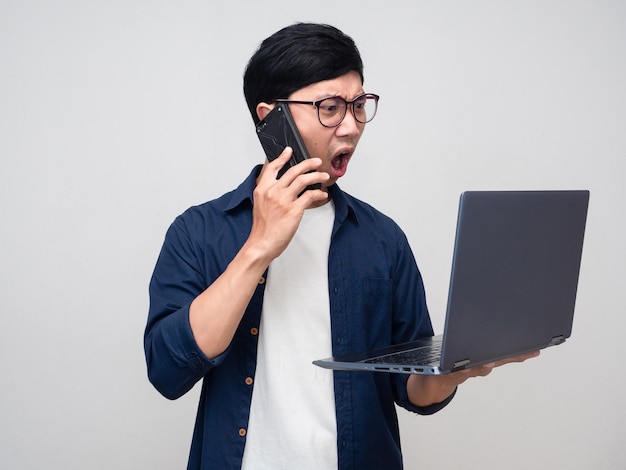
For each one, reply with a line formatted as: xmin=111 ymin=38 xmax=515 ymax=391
xmin=389 ymin=225 xmax=456 ymax=414
xmin=396 ymin=377 xmax=457 ymax=415
xmin=144 ymin=216 xmax=225 ymax=400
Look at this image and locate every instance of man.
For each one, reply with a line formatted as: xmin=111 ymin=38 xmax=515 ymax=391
xmin=144 ymin=23 xmax=537 ymax=469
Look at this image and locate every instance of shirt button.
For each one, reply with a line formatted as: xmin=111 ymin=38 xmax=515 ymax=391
xmin=245 ymin=377 xmax=254 ymax=385
xmin=250 ymin=327 xmax=259 ymax=336
xmin=258 ymin=276 xmax=265 ymax=285
xmin=239 ymin=428 xmax=247 ymax=437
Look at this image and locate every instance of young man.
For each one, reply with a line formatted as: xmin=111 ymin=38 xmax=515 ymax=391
xmin=144 ymin=23 xmax=537 ymax=469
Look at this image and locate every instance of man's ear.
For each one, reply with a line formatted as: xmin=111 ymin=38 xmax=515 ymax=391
xmin=256 ymin=102 xmax=274 ymax=121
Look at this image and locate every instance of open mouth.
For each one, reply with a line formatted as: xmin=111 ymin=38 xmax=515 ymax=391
xmin=332 ymin=153 xmax=347 ymax=170
xmin=331 ymin=151 xmax=352 ymax=175
xmin=326 ymin=144 xmax=355 ymax=180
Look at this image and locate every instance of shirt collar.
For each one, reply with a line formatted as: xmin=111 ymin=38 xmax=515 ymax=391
xmin=223 ymin=165 xmax=262 ymax=213
xmin=328 ymin=180 xmax=359 ymax=226
xmin=224 ymin=165 xmax=359 ymax=226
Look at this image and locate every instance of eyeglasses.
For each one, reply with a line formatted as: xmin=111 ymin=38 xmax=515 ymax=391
xmin=274 ymin=93 xmax=380 ymax=128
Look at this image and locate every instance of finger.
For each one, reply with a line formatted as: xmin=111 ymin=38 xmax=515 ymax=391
xmin=475 ymin=364 xmax=496 ymax=376
xmin=295 ymin=183 xmax=330 ymax=206
xmin=492 ymin=350 xmax=541 ymax=368
xmin=280 ymin=157 xmax=324 ymax=181
xmin=300 ymin=168 xmax=330 ymax=187
xmin=276 ymin=159 xmax=325 ymax=195
xmin=256 ymin=148 xmax=293 ymax=192
xmin=265 ymin=147 xmax=293 ymax=174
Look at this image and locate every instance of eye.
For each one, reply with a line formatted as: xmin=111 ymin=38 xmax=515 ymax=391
xmin=353 ymin=96 xmax=368 ymax=110
xmin=318 ymin=98 xmax=342 ymax=114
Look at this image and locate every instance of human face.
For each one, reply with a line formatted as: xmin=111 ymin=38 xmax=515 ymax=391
xmin=285 ymin=71 xmax=366 ymax=188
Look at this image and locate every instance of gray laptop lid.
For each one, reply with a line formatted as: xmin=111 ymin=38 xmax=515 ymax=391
xmin=440 ymin=190 xmax=589 ymax=371
xmin=313 ymin=190 xmax=589 ymax=375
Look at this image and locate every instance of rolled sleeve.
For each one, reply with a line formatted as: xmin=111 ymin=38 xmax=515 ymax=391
xmin=144 ymin=216 xmax=225 ymax=400
xmin=145 ymin=302 xmax=226 ymax=400
xmin=394 ymin=374 xmax=457 ymax=415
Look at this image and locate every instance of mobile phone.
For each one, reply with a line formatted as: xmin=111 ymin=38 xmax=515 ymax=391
xmin=255 ymin=103 xmax=321 ymax=190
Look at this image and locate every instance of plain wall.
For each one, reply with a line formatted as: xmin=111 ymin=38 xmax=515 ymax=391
xmin=1 ymin=1 xmax=624 ymax=469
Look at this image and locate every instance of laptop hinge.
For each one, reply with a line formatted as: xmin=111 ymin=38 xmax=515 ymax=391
xmin=452 ymin=359 xmax=470 ymax=370
xmin=549 ymin=335 xmax=566 ymax=346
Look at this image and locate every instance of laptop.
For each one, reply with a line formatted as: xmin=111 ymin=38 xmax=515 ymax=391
xmin=314 ymin=190 xmax=590 ymax=375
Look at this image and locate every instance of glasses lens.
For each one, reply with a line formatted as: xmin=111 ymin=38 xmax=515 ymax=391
xmin=317 ymin=97 xmax=347 ymax=127
xmin=317 ymin=95 xmax=378 ymax=127
xmin=352 ymin=94 xmax=378 ymax=124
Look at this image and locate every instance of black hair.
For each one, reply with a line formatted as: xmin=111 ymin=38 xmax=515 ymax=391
xmin=243 ymin=23 xmax=364 ymax=124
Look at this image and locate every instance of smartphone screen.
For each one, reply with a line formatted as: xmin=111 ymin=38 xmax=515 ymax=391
xmin=255 ymin=104 xmax=320 ymax=190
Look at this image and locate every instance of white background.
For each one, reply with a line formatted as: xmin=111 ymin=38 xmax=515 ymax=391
xmin=1 ymin=1 xmax=624 ymax=469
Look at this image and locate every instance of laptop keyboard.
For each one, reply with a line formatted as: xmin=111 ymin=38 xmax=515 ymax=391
xmin=364 ymin=342 xmax=442 ymax=366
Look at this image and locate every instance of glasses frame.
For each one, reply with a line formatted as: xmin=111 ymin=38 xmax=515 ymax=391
xmin=273 ymin=93 xmax=380 ymax=128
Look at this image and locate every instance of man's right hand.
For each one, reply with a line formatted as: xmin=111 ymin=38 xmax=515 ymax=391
xmin=250 ymin=147 xmax=330 ymax=262
xmin=189 ymin=148 xmax=329 ymax=359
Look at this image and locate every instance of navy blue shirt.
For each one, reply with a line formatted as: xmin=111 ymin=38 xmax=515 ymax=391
xmin=145 ymin=166 xmax=454 ymax=469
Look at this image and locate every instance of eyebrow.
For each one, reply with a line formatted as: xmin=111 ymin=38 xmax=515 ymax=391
xmin=312 ymin=91 xmax=366 ymax=101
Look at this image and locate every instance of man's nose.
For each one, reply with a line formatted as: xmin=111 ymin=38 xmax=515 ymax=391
xmin=336 ymin=107 xmax=361 ymax=136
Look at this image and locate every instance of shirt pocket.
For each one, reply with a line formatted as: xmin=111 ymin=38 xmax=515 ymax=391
xmin=362 ymin=277 xmax=393 ymax=347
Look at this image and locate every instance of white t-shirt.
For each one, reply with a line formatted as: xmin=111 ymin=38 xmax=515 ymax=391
xmin=241 ymin=201 xmax=337 ymax=469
